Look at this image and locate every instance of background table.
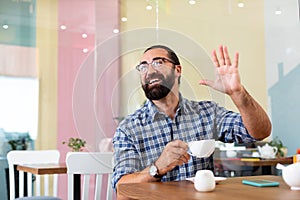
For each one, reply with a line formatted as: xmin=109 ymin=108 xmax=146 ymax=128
xmin=118 ymin=175 xmax=300 ymax=200
xmin=214 ymin=157 xmax=293 ymax=175
xmin=17 ymin=163 xmax=80 ymax=200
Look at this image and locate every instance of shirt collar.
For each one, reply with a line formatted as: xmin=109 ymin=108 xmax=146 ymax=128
xmin=145 ymin=93 xmax=189 ymax=122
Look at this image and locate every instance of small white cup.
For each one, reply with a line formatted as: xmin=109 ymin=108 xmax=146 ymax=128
xmin=194 ymin=170 xmax=216 ymax=192
xmin=188 ymin=139 xmax=215 ymax=158
xmin=226 ymin=150 xmax=237 ymax=158
xmin=252 ymin=152 xmax=260 ymax=157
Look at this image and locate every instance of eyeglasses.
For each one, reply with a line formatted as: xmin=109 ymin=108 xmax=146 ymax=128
xmin=136 ymin=57 xmax=176 ymax=74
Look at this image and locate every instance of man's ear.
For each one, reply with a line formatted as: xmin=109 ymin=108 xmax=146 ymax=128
xmin=175 ymin=65 xmax=182 ymax=74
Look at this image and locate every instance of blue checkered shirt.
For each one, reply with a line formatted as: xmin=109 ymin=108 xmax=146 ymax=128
xmin=112 ymin=96 xmax=256 ymax=189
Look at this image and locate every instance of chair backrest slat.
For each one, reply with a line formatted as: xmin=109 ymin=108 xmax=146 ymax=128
xmin=19 ymin=171 xmax=24 ymax=197
xmin=94 ymin=174 xmax=102 ymax=200
xmin=67 ymin=172 xmax=74 ymax=200
xmin=36 ymin=175 xmax=41 ymax=196
xmin=27 ymin=172 xmax=33 ymax=196
xmin=106 ymin=174 xmax=113 ymax=200
xmin=66 ymin=152 xmax=113 ymax=200
xmin=82 ymin=174 xmax=90 ymax=200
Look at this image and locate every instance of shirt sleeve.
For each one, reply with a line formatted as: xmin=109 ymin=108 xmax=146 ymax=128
xmin=214 ymin=104 xmax=256 ymax=143
xmin=112 ymin=125 xmax=142 ymax=190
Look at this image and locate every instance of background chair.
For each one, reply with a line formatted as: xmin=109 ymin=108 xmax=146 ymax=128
xmin=7 ymin=150 xmax=61 ymax=200
xmin=66 ymin=152 xmax=113 ymax=200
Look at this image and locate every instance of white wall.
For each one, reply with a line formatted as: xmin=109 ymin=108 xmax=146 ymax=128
xmin=265 ymin=0 xmax=300 ymax=155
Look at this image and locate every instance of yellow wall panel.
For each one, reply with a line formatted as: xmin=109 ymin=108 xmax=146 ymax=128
xmin=35 ymin=0 xmax=58 ymax=150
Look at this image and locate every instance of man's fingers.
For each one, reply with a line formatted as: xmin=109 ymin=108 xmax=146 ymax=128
xmin=218 ymin=45 xmax=225 ymax=66
xmin=212 ymin=50 xmax=220 ymax=67
xmin=181 ymin=153 xmax=190 ymax=163
xmin=170 ymin=140 xmax=188 ymax=149
xmin=223 ymin=46 xmax=232 ymax=66
xmin=234 ymin=52 xmax=239 ymax=68
xmin=199 ymin=79 xmax=213 ymax=87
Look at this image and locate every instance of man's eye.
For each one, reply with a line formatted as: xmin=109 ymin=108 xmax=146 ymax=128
xmin=153 ymin=60 xmax=163 ymax=66
xmin=139 ymin=64 xmax=148 ymax=70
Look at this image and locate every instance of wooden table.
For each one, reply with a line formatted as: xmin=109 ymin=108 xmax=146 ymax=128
xmin=17 ymin=163 xmax=80 ymax=200
xmin=17 ymin=163 xmax=67 ymax=175
xmin=118 ymin=175 xmax=300 ymax=200
xmin=214 ymin=157 xmax=293 ymax=175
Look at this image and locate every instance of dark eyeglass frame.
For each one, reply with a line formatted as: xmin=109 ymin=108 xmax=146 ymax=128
xmin=136 ymin=57 xmax=176 ymax=74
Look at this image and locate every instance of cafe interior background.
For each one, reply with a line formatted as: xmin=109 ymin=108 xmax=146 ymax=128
xmin=0 ymin=0 xmax=299 ymax=199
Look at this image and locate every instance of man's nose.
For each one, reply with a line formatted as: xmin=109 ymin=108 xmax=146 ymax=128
xmin=146 ymin=63 xmax=157 ymax=74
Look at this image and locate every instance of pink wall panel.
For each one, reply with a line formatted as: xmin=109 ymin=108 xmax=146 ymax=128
xmin=57 ymin=0 xmax=119 ymax=199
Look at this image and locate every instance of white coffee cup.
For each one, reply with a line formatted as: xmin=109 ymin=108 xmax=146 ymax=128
xmin=194 ymin=170 xmax=216 ymax=192
xmin=188 ymin=139 xmax=215 ymax=158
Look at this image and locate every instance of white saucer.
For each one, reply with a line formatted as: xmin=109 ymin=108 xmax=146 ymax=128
xmin=215 ymin=177 xmax=227 ymax=183
xmin=186 ymin=176 xmax=227 ymax=183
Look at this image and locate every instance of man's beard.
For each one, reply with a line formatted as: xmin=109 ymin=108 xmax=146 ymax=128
xmin=142 ymin=71 xmax=176 ymax=100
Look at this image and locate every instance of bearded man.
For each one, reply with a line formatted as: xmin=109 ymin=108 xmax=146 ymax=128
xmin=112 ymin=45 xmax=271 ymax=200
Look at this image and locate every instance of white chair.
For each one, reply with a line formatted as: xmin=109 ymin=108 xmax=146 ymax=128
xmin=66 ymin=152 xmax=113 ymax=200
xmin=7 ymin=150 xmax=61 ymax=200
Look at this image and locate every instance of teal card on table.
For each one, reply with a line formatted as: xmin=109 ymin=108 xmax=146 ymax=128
xmin=242 ymin=179 xmax=280 ymax=187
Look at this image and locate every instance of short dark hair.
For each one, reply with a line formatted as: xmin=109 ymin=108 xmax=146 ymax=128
xmin=144 ymin=45 xmax=180 ymax=65
xmin=144 ymin=45 xmax=181 ymax=84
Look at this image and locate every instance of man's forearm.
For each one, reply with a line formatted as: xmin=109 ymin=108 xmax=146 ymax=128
xmin=230 ymin=87 xmax=272 ymax=140
xmin=116 ymin=167 xmax=161 ymax=199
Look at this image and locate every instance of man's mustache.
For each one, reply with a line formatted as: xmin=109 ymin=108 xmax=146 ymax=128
xmin=145 ymin=74 xmax=164 ymax=84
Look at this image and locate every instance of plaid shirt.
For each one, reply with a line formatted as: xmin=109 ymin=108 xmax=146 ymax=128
xmin=112 ymin=95 xmax=256 ymax=189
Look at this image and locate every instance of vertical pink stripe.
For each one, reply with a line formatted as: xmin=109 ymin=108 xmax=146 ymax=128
xmin=57 ymin=1 xmax=119 ymax=199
